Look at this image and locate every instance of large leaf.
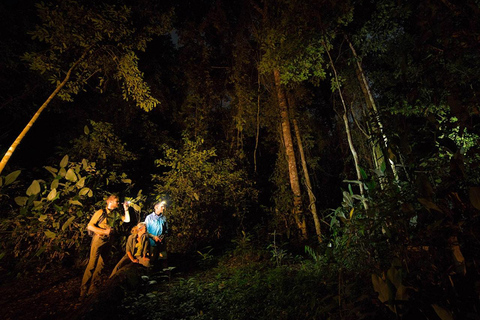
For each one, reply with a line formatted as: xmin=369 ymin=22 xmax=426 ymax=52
xmin=14 ymin=196 xmax=28 ymax=206
xmin=76 ymin=177 xmax=85 ymax=188
xmin=69 ymin=200 xmax=83 ymax=206
xmin=44 ymin=230 xmax=56 ymax=239
xmin=4 ymin=170 xmax=21 ymax=186
xmin=371 ymin=274 xmax=390 ymax=303
xmin=26 ymin=180 xmax=41 ymax=196
xmin=47 ymin=188 xmax=57 ymax=201
xmin=51 ymin=179 xmax=59 ymax=190
xmin=418 ymin=198 xmax=443 ymax=213
xmin=60 ymin=155 xmax=69 ymax=168
xmin=469 ymin=187 xmax=480 ymax=210
xmin=44 ymin=166 xmax=58 ymax=176
xmin=62 ymin=216 xmax=76 ymax=231
xmin=79 ymin=187 xmax=91 ymax=196
xmin=65 ymin=168 xmax=77 ymax=182
xmin=432 ymin=304 xmax=453 ymax=320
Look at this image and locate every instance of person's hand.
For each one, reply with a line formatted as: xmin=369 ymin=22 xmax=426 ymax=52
xmin=133 ymin=258 xmax=139 ymax=263
xmin=104 ymin=226 xmax=112 ymax=236
xmin=154 ymin=236 xmax=161 ymax=242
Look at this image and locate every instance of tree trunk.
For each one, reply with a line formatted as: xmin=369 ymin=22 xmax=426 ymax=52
xmin=345 ymin=36 xmax=399 ymax=181
xmin=0 ymin=54 xmax=86 ymax=175
xmin=293 ymin=118 xmax=322 ymax=243
xmin=273 ymin=68 xmax=307 ymax=239
xmin=325 ymin=48 xmax=368 ymax=210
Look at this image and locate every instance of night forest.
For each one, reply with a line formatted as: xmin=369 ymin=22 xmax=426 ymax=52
xmin=1 ymin=0 xmax=480 ymax=319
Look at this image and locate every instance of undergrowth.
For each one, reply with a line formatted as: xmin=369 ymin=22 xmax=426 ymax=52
xmin=120 ymin=252 xmax=391 ymax=320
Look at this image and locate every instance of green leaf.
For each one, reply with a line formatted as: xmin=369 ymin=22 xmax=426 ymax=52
xmin=14 ymin=196 xmax=28 ymax=206
xmin=418 ymin=198 xmax=443 ymax=213
xmin=62 ymin=216 xmax=76 ymax=231
xmin=76 ymin=177 xmax=86 ymax=188
xmin=59 ymin=167 xmax=66 ymax=177
xmin=432 ymin=304 xmax=454 ymax=320
xmin=47 ymin=188 xmax=57 ymax=201
xmin=132 ymin=203 xmax=141 ymax=212
xmin=468 ymin=187 xmax=480 ymax=210
xmin=44 ymin=230 xmax=56 ymax=239
xmin=65 ymin=168 xmax=77 ymax=182
xmin=35 ymin=245 xmax=47 ymax=257
xmin=69 ymin=200 xmax=83 ymax=206
xmin=26 ymin=180 xmax=41 ymax=196
xmin=5 ymin=170 xmax=21 ymax=186
xmin=60 ymin=155 xmax=69 ymax=168
xmin=79 ymin=187 xmax=91 ymax=196
xmin=51 ymin=179 xmax=59 ymax=190
xmin=84 ymin=125 xmax=90 ymax=135
xmin=44 ymin=166 xmax=58 ymax=176
xmin=39 ymin=214 xmax=48 ymax=222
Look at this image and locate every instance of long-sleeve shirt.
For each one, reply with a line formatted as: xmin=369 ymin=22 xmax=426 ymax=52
xmin=145 ymin=212 xmax=168 ymax=247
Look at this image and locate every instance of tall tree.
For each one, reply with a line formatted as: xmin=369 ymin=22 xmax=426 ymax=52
xmin=0 ymin=0 xmax=173 ymax=174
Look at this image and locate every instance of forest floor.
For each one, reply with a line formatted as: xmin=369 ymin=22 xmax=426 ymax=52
xmin=0 ymin=266 xmax=83 ymax=320
xmin=0 ymin=256 xmax=192 ymax=320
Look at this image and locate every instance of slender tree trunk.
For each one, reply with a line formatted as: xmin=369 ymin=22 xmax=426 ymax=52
xmin=293 ymin=118 xmax=322 ymax=243
xmin=345 ymin=36 xmax=399 ymax=181
xmin=325 ymin=48 xmax=368 ymax=210
xmin=273 ymin=68 xmax=307 ymax=239
xmin=0 ymin=54 xmax=86 ymax=175
xmin=254 ymin=72 xmax=261 ymax=173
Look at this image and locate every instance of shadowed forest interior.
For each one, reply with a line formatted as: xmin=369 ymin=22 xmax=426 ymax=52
xmin=1 ymin=0 xmax=480 ymax=319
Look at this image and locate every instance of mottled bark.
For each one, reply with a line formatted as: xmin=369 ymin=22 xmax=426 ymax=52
xmin=293 ymin=118 xmax=322 ymax=243
xmin=273 ymin=68 xmax=307 ymax=239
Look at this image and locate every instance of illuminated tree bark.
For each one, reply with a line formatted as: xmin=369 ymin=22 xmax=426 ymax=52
xmin=273 ymin=68 xmax=307 ymax=239
xmin=346 ymin=36 xmax=399 ymax=181
xmin=0 ymin=53 xmax=86 ymax=175
xmin=293 ymin=118 xmax=322 ymax=243
xmin=325 ymin=48 xmax=368 ymax=210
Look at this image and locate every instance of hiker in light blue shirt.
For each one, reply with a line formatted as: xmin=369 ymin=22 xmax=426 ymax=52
xmin=145 ymin=200 xmax=168 ymax=269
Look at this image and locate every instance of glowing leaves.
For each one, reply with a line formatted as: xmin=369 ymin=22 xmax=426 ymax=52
xmin=45 ymin=166 xmax=58 ymax=177
xmin=4 ymin=170 xmax=21 ymax=186
xmin=47 ymin=188 xmax=57 ymax=201
xmin=65 ymin=168 xmax=77 ymax=182
xmin=79 ymin=187 xmax=93 ymax=197
xmin=62 ymin=216 xmax=76 ymax=231
xmin=27 ymin=180 xmax=41 ymax=196
xmin=60 ymin=155 xmax=69 ymax=168
xmin=115 ymin=52 xmax=159 ymax=112
xmin=44 ymin=230 xmax=56 ymax=239
xmin=14 ymin=196 xmax=28 ymax=206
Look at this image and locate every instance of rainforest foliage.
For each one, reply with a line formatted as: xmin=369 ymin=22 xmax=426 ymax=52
xmin=1 ymin=0 xmax=480 ymax=318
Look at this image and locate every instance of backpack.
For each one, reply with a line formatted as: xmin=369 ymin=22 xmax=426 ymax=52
xmin=87 ymin=209 xmax=107 ymax=237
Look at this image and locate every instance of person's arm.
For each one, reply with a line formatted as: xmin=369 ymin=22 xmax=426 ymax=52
xmin=87 ymin=210 xmax=110 ymax=236
xmin=127 ymin=251 xmax=138 ymax=263
xmin=121 ymin=202 xmax=130 ymax=223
